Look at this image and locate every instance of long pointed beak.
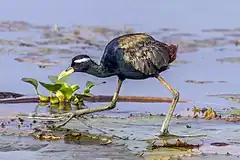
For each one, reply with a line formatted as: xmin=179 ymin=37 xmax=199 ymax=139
xmin=58 ymin=67 xmax=74 ymax=80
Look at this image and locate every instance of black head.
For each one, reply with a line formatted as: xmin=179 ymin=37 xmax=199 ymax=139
xmin=71 ymin=55 xmax=93 ymax=72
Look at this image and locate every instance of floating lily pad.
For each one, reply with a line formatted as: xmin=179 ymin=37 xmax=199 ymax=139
xmin=15 ymin=56 xmax=60 ymax=67
xmin=149 ymin=139 xmax=201 ymax=151
xmin=185 ymin=80 xmax=227 ymax=84
xmin=31 ymin=126 xmax=113 ymax=145
xmin=33 ymin=133 xmax=61 ymax=141
xmin=223 ymin=115 xmax=240 ymax=122
xmin=216 ymin=57 xmax=240 ymax=64
xmin=208 ymin=94 xmax=240 ymax=104
xmin=185 ymin=80 xmax=214 ymax=84
xmin=64 ymin=132 xmax=112 ymax=145
xmin=202 ymin=28 xmax=235 ymax=33
xmin=171 ymin=60 xmax=192 ymax=66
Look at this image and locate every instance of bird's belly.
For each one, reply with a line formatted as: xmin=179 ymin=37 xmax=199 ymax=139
xmin=116 ymin=57 xmax=153 ymax=80
xmin=119 ymin=67 xmax=150 ymax=80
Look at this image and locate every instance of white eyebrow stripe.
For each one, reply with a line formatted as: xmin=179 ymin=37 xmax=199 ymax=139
xmin=74 ymin=58 xmax=90 ymax=63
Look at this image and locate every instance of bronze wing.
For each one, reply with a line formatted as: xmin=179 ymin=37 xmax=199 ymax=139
xmin=118 ymin=34 xmax=170 ymax=75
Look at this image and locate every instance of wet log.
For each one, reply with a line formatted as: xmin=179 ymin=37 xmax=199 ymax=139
xmin=0 ymin=95 xmax=191 ymax=104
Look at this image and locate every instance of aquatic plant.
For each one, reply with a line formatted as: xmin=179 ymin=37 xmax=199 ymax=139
xmin=21 ymin=75 xmax=105 ymax=105
xmin=192 ymin=106 xmax=217 ymax=120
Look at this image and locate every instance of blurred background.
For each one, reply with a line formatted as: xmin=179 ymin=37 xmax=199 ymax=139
xmin=0 ymin=0 xmax=240 ymax=114
xmin=0 ymin=1 xmax=240 ymax=160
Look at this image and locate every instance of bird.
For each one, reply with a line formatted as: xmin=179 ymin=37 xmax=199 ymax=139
xmin=57 ymin=33 xmax=179 ymax=136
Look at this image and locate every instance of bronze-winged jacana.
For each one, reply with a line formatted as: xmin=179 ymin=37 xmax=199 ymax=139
xmin=58 ymin=33 xmax=179 ymax=136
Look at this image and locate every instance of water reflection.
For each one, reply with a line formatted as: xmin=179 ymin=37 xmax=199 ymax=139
xmin=33 ymin=102 xmax=86 ymax=115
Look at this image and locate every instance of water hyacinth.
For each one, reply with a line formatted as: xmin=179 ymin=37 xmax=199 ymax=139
xmin=21 ymin=74 xmax=104 ymax=106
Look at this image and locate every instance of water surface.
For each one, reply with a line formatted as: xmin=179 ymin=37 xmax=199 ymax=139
xmin=0 ymin=0 xmax=240 ymax=159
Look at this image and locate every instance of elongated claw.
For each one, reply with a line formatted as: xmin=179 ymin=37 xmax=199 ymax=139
xmin=52 ymin=79 xmax=123 ymax=129
xmin=54 ymin=113 xmax=76 ymax=129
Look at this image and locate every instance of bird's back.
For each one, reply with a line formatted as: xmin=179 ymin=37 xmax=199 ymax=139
xmin=100 ymin=33 xmax=178 ymax=77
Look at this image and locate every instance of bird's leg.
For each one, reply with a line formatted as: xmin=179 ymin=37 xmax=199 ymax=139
xmin=155 ymin=75 xmax=179 ymax=136
xmin=54 ymin=79 xmax=123 ymax=129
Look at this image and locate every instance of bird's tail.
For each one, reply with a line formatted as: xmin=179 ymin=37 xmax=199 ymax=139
xmin=168 ymin=44 xmax=178 ymax=63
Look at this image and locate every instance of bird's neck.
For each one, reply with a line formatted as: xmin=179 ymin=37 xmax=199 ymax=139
xmin=86 ymin=61 xmax=116 ymax=78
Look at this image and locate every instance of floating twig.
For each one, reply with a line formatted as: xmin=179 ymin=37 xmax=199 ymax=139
xmin=0 ymin=95 xmax=191 ymax=104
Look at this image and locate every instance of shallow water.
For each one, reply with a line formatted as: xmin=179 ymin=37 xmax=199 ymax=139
xmin=0 ymin=0 xmax=240 ymax=159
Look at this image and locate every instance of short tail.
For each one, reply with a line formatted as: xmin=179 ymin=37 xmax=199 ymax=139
xmin=168 ymin=44 xmax=178 ymax=63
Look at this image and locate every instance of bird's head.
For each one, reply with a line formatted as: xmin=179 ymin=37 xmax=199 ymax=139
xmin=58 ymin=55 xmax=93 ymax=80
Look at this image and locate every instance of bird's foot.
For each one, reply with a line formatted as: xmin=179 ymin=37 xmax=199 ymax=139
xmin=158 ymin=134 xmax=207 ymax=140
xmin=150 ymin=131 xmax=207 ymax=146
xmin=158 ymin=129 xmax=171 ymax=137
xmin=50 ymin=113 xmax=76 ymax=130
xmin=157 ymin=130 xmax=207 ymax=139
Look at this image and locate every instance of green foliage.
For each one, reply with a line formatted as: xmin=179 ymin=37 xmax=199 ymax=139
xmin=86 ymin=81 xmax=95 ymax=89
xmin=21 ymin=78 xmax=39 ymax=95
xmin=71 ymin=84 xmax=80 ymax=92
xmin=39 ymin=81 xmax=62 ymax=92
xmin=50 ymin=96 xmax=60 ymax=104
xmin=39 ymin=95 xmax=50 ymax=102
xmin=21 ymin=75 xmax=104 ymax=106
xmin=225 ymin=108 xmax=240 ymax=116
xmin=48 ymin=75 xmax=70 ymax=84
xmin=59 ymin=84 xmax=75 ymax=101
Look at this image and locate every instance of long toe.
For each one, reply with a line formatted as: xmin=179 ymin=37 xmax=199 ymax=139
xmin=160 ymin=128 xmax=169 ymax=136
xmin=159 ymin=131 xmax=170 ymax=137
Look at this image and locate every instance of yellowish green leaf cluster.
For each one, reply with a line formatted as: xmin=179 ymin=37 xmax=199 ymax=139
xmin=192 ymin=106 xmax=217 ymax=120
xmin=22 ymin=74 xmax=104 ymax=106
